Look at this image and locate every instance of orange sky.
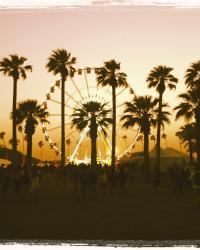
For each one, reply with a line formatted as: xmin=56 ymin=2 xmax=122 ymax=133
xmin=0 ymin=6 xmax=200 ymax=160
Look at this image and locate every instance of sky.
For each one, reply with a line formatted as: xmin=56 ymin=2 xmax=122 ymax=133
xmin=0 ymin=5 xmax=200 ymax=161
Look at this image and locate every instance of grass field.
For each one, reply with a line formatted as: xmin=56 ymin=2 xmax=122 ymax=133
xmin=0 ymin=173 xmax=200 ymax=242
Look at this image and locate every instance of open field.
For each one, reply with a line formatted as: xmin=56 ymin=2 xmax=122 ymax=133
xmin=0 ymin=174 xmax=200 ymax=242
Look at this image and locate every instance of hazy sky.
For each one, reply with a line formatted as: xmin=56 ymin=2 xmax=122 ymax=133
xmin=0 ymin=6 xmax=200 ymax=160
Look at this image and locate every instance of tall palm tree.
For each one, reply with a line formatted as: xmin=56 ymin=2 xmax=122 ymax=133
xmin=174 ymin=90 xmax=200 ymax=166
xmin=137 ymin=135 xmax=144 ymax=148
xmin=46 ymin=49 xmax=76 ymax=167
xmin=18 ymin=125 xmax=25 ymax=165
xmin=121 ymin=95 xmax=158 ymax=179
xmin=150 ymin=135 xmax=156 ymax=145
xmin=175 ymin=123 xmax=195 ymax=164
xmin=147 ymin=65 xmax=178 ymax=183
xmin=96 ymin=59 xmax=127 ymax=167
xmin=9 ymin=138 xmax=20 ymax=147
xmin=16 ymin=100 xmax=49 ymax=167
xmin=0 ymin=132 xmax=6 ymax=148
xmin=71 ymin=101 xmax=112 ymax=167
xmin=38 ymin=140 xmax=44 ymax=164
xmin=0 ymin=132 xmax=8 ymax=161
xmin=0 ymin=55 xmax=32 ymax=166
xmin=183 ymin=60 xmax=200 ymax=167
xmin=161 ymin=133 xmax=167 ymax=148
xmin=8 ymin=138 xmax=20 ymax=164
xmin=66 ymin=138 xmax=72 ymax=157
xmin=185 ymin=60 xmax=200 ymax=89
xmin=122 ymin=135 xmax=128 ymax=151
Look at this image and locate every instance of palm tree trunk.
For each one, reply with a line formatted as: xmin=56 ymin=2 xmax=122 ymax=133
xmin=90 ymin=115 xmax=97 ymax=167
xmin=41 ymin=147 xmax=43 ymax=164
xmin=195 ymin=113 xmax=200 ymax=168
xmin=61 ymin=76 xmax=66 ymax=167
xmin=143 ymin=131 xmax=150 ymax=180
xmin=26 ymin=133 xmax=32 ymax=167
xmin=155 ymin=93 xmax=163 ymax=185
xmin=188 ymin=139 xmax=193 ymax=164
xmin=112 ymin=86 xmax=116 ymax=167
xmin=91 ymin=137 xmax=97 ymax=167
xmin=12 ymin=77 xmax=18 ymax=166
xmin=21 ymin=133 xmax=25 ymax=166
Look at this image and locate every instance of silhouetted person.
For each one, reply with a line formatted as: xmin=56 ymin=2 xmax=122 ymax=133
xmin=108 ymin=167 xmax=117 ymax=196
xmin=0 ymin=170 xmax=10 ymax=201
xmin=30 ymin=171 xmax=41 ymax=203
xmin=172 ymin=166 xmax=184 ymax=196
xmin=88 ymin=167 xmax=98 ymax=200
xmin=153 ymin=163 xmax=160 ymax=186
xmin=118 ymin=167 xmax=127 ymax=195
xmin=80 ymin=167 xmax=88 ymax=200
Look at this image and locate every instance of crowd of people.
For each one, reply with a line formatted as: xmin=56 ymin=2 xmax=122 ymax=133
xmin=167 ymin=162 xmax=200 ymax=195
xmin=0 ymin=160 xmax=200 ymax=202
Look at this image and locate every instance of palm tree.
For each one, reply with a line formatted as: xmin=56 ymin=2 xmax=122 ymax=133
xmin=9 ymin=138 xmax=20 ymax=147
xmin=121 ymin=95 xmax=158 ymax=179
xmin=0 ymin=55 xmax=32 ymax=166
xmin=183 ymin=60 xmax=200 ymax=167
xmin=71 ymin=101 xmax=112 ymax=167
xmin=96 ymin=59 xmax=127 ymax=167
xmin=185 ymin=60 xmax=200 ymax=89
xmin=0 ymin=132 xmax=6 ymax=148
xmin=137 ymin=135 xmax=144 ymax=149
xmin=174 ymin=90 xmax=200 ymax=166
xmin=46 ymin=49 xmax=76 ymax=167
xmin=66 ymin=138 xmax=72 ymax=157
xmin=38 ymin=141 xmax=44 ymax=164
xmin=150 ymin=135 xmax=156 ymax=145
xmin=147 ymin=65 xmax=178 ymax=183
xmin=8 ymin=138 xmax=20 ymax=164
xmin=161 ymin=133 xmax=167 ymax=148
xmin=175 ymin=123 xmax=195 ymax=164
xmin=18 ymin=125 xmax=25 ymax=165
xmin=122 ymin=135 xmax=128 ymax=151
xmin=16 ymin=100 xmax=49 ymax=167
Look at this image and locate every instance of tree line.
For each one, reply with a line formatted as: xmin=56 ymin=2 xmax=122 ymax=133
xmin=0 ymin=48 xmax=200 ymax=186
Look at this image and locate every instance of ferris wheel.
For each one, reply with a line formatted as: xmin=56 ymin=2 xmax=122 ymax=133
xmin=42 ymin=66 xmax=140 ymax=163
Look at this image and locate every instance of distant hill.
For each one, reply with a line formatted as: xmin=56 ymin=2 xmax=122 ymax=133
xmin=130 ymin=146 xmax=186 ymax=159
xmin=149 ymin=146 xmax=186 ymax=158
xmin=0 ymin=147 xmax=39 ymax=164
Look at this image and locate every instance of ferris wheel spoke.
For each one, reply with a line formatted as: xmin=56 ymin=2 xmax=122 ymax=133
xmin=70 ymin=126 xmax=89 ymax=161
xmin=83 ymin=70 xmax=90 ymax=97
xmin=47 ymin=123 xmax=71 ymax=132
xmin=98 ymin=131 xmax=111 ymax=153
xmin=48 ymin=99 xmax=61 ymax=105
xmin=116 ymin=124 xmax=121 ymax=134
xmin=104 ymin=85 xmax=110 ymax=95
xmin=49 ymin=114 xmax=72 ymax=116
xmin=50 ymin=99 xmax=74 ymax=110
xmin=69 ymin=77 xmax=84 ymax=100
xmin=58 ymin=86 xmax=82 ymax=107
xmin=118 ymin=126 xmax=141 ymax=159
xmin=56 ymin=134 xmax=78 ymax=146
xmin=66 ymin=130 xmax=78 ymax=140
xmin=116 ymin=87 xmax=127 ymax=98
xmin=116 ymin=103 xmax=125 ymax=109
xmin=129 ymin=127 xmax=138 ymax=133
xmin=49 ymin=99 xmax=74 ymax=110
xmin=99 ymin=127 xmax=112 ymax=149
